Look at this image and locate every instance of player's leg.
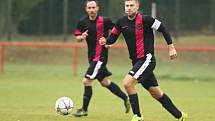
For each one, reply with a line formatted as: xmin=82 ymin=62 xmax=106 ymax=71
xmin=125 ymin=58 xmax=154 ymax=121
xmin=149 ymin=86 xmax=182 ymax=118
xmin=123 ymin=74 xmax=142 ymax=119
xmin=82 ymin=78 xmax=93 ymax=113
xmin=73 ymin=62 xmax=98 ymax=117
xmin=99 ymin=77 xmax=130 ymax=113
xmin=97 ymin=67 xmax=130 ymax=113
xmin=149 ymin=86 xmax=188 ymax=120
xmin=73 ymin=77 xmax=92 ymax=117
xmin=141 ymin=74 xmax=188 ymax=120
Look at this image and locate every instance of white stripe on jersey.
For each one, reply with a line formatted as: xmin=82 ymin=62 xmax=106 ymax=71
xmin=86 ymin=61 xmax=103 ymax=79
xmin=133 ymin=53 xmax=152 ymax=79
xmin=151 ymin=19 xmax=161 ymax=30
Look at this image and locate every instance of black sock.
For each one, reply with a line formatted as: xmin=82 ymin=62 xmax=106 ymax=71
xmin=82 ymin=86 xmax=92 ymax=111
xmin=129 ymin=94 xmax=141 ymax=117
xmin=157 ymin=93 xmax=182 ymax=118
xmin=107 ymin=82 xmax=127 ymax=101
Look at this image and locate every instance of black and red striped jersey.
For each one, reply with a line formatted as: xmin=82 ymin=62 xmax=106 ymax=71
xmin=107 ymin=13 xmax=172 ymax=63
xmin=74 ymin=15 xmax=114 ymax=64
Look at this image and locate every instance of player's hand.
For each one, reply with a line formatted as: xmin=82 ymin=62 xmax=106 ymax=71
xmin=99 ymin=37 xmax=106 ymax=45
xmin=99 ymin=37 xmax=112 ymax=48
xmin=76 ymin=30 xmax=88 ymax=42
xmin=81 ymin=30 xmax=88 ymax=40
xmin=168 ymin=44 xmax=177 ymax=60
xmin=104 ymin=45 xmax=112 ymax=48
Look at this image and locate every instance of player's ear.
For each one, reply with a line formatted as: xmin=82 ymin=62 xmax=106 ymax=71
xmin=85 ymin=6 xmax=87 ymax=12
xmin=136 ymin=2 xmax=140 ymax=11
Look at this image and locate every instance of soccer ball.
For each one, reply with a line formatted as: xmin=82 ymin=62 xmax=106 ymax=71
xmin=55 ymin=97 xmax=74 ymax=115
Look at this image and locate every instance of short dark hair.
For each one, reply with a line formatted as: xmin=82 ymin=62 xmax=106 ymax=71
xmin=124 ymin=0 xmax=139 ymax=3
xmin=86 ymin=0 xmax=99 ymax=6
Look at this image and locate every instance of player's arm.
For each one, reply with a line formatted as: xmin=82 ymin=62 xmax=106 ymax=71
xmin=99 ymin=29 xmax=120 ymax=47
xmin=157 ymin=23 xmax=177 ymax=60
xmin=75 ymin=30 xmax=88 ymax=42
xmin=73 ymin=19 xmax=88 ymax=42
xmin=99 ymin=17 xmax=116 ymax=47
xmin=99 ymin=19 xmax=121 ymax=47
xmin=149 ymin=17 xmax=177 ymax=60
xmin=106 ymin=17 xmax=115 ymax=31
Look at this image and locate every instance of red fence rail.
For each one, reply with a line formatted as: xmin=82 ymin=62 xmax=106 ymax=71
xmin=0 ymin=42 xmax=215 ymax=74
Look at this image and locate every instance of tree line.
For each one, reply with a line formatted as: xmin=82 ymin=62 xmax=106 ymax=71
xmin=0 ymin=0 xmax=214 ymax=38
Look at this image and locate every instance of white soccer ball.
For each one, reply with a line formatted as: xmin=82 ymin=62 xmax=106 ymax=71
xmin=55 ymin=97 xmax=74 ymax=115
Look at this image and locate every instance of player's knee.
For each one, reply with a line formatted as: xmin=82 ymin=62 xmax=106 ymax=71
xmin=123 ymin=80 xmax=133 ymax=89
xmin=148 ymin=87 xmax=163 ymax=99
xmin=123 ymin=77 xmax=135 ymax=88
xmin=100 ymin=79 xmax=110 ymax=87
xmin=100 ymin=81 xmax=108 ymax=87
xmin=123 ymin=80 xmax=137 ymax=94
xmin=150 ymin=93 xmax=160 ymax=99
xmin=83 ymin=78 xmax=92 ymax=86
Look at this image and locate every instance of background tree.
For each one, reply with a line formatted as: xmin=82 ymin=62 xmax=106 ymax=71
xmin=0 ymin=0 xmax=42 ymax=37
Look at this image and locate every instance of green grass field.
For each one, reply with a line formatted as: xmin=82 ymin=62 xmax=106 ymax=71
xmin=0 ymin=64 xmax=215 ymax=121
xmin=1 ymin=35 xmax=215 ymax=121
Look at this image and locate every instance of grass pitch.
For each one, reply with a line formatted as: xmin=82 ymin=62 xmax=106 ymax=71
xmin=0 ymin=64 xmax=215 ymax=121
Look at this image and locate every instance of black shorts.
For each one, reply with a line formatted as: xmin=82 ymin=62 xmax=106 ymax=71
xmin=85 ymin=61 xmax=112 ymax=81
xmin=128 ymin=54 xmax=158 ymax=90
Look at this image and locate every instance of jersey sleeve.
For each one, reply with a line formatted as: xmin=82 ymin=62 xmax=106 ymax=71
xmin=111 ymin=19 xmax=122 ymax=36
xmin=105 ymin=18 xmax=115 ymax=30
xmin=144 ymin=15 xmax=162 ymax=31
xmin=73 ymin=19 xmax=85 ymax=36
xmin=106 ymin=19 xmax=122 ymax=45
xmin=144 ymin=15 xmax=156 ymax=29
xmin=145 ymin=15 xmax=173 ymax=45
xmin=157 ymin=24 xmax=173 ymax=45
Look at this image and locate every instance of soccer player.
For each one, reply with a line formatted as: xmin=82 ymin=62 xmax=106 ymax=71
xmin=99 ymin=0 xmax=188 ymax=121
xmin=73 ymin=0 xmax=130 ymax=117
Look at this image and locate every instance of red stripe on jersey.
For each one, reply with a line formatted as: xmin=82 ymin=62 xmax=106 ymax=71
xmin=135 ymin=13 xmax=145 ymax=59
xmin=74 ymin=29 xmax=82 ymax=35
xmin=111 ymin=27 xmax=121 ymax=35
xmin=93 ymin=16 xmax=104 ymax=61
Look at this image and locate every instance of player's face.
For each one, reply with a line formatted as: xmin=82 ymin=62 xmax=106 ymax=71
xmin=125 ymin=0 xmax=139 ymax=18
xmin=86 ymin=1 xmax=99 ymax=18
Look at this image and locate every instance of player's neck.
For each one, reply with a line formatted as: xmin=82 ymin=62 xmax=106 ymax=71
xmin=128 ymin=12 xmax=138 ymax=20
xmin=89 ymin=14 xmax=98 ymax=20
